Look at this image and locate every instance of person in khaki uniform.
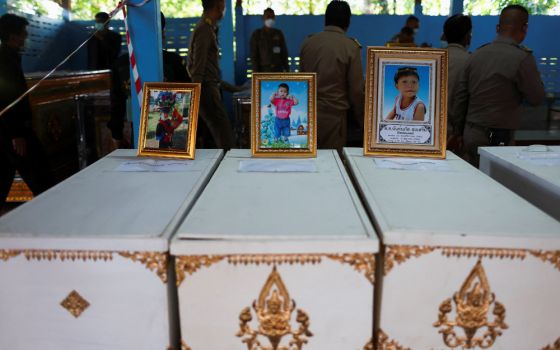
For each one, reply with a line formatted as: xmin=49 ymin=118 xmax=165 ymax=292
xmin=443 ymin=14 xmax=471 ymax=144
xmin=299 ymin=0 xmax=364 ymax=150
xmin=250 ymin=8 xmax=289 ymax=73
xmin=449 ymin=4 xmax=544 ymax=166
xmin=188 ymin=0 xmax=235 ymax=149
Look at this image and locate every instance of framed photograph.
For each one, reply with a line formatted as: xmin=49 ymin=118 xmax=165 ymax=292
xmin=364 ymin=47 xmax=448 ymax=158
xmin=251 ymin=73 xmax=317 ymax=157
xmin=137 ymin=82 xmax=200 ymax=159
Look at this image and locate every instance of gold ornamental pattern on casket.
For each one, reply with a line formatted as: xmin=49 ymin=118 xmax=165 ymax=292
xmin=237 ymin=266 xmax=313 ymax=350
xmin=433 ymin=260 xmax=508 ymax=349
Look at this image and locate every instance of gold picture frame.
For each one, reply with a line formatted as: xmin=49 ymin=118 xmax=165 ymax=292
xmin=251 ymin=73 xmax=317 ymax=157
xmin=364 ymin=47 xmax=448 ymax=158
xmin=137 ymin=82 xmax=200 ymax=159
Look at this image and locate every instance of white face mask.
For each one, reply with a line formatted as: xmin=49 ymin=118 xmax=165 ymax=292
xmin=440 ymin=40 xmax=448 ymax=48
xmin=413 ymin=28 xmax=418 ymax=34
xmin=264 ymin=19 xmax=275 ymax=28
xmin=94 ymin=23 xmax=104 ymax=31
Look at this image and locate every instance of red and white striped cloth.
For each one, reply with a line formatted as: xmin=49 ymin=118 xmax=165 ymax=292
xmin=121 ymin=5 xmax=143 ymax=107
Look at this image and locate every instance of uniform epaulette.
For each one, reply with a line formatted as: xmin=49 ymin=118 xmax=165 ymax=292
xmin=520 ymin=45 xmax=533 ymax=53
xmin=351 ymin=38 xmax=362 ymax=49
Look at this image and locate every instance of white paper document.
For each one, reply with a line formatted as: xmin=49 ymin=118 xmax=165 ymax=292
xmin=115 ymin=159 xmax=193 ymax=172
xmin=517 ymin=147 xmax=560 ymax=166
xmin=238 ymin=159 xmax=317 ymax=173
xmin=374 ymin=157 xmax=453 ymax=172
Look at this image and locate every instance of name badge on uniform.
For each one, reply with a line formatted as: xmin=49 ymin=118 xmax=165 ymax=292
xmin=273 ymin=46 xmax=281 ymax=54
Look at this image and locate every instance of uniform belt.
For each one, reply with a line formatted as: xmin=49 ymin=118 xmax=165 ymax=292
xmin=466 ymin=122 xmax=513 ymax=146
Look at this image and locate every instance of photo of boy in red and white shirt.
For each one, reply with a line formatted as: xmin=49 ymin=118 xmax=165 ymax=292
xmin=269 ymin=83 xmax=299 ymax=143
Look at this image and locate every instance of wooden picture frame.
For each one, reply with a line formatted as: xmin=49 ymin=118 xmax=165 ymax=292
xmin=251 ymin=73 xmax=317 ymax=157
xmin=137 ymin=82 xmax=200 ymax=159
xmin=364 ymin=47 xmax=448 ymax=158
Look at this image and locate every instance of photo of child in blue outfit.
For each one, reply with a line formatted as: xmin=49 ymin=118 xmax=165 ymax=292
xmin=270 ymin=83 xmax=299 ymax=143
xmin=383 ymin=66 xmax=430 ymax=122
xmin=259 ymin=80 xmax=309 ymax=149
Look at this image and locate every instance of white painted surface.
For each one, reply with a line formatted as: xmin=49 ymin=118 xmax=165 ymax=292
xmin=0 ymin=149 xmax=223 ymax=251
xmin=479 ymin=146 xmax=560 ymax=221
xmin=178 ymin=260 xmax=374 ymax=350
xmin=380 ymin=252 xmax=560 ymax=350
xmin=0 ymin=254 xmax=169 ymax=350
xmin=172 ymin=149 xmax=378 ymax=349
xmin=173 ymin=149 xmax=377 ymax=254
xmin=0 ymin=149 xmax=223 ymax=350
xmin=343 ymin=147 xmax=560 ymax=250
xmin=343 ymin=147 xmax=560 ymax=349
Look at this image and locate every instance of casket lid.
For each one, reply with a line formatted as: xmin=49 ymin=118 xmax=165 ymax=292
xmin=343 ymin=147 xmax=560 ymax=250
xmin=171 ymin=149 xmax=378 ymax=255
xmin=0 ymin=149 xmax=223 ymax=252
xmin=479 ymin=146 xmax=560 ymax=196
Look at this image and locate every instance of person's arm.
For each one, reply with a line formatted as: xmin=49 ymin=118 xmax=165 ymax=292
xmin=250 ymin=30 xmax=261 ymax=73
xmin=270 ymin=93 xmax=277 ymax=104
xmin=448 ymin=63 xmax=470 ymax=136
xmin=289 ymin=95 xmax=298 ymax=105
xmin=413 ymin=102 xmax=426 ymax=121
xmin=108 ymin=57 xmax=127 ymax=145
xmin=348 ymin=42 xmax=365 ymax=128
xmin=87 ymin=39 xmax=98 ymax=70
xmin=189 ymin=25 xmax=212 ymax=83
xmin=516 ymin=53 xmax=545 ymax=106
xmin=0 ymin=62 xmax=30 ymax=139
xmin=385 ymin=107 xmax=396 ymax=120
xmin=110 ymin=32 xmax=122 ymax=62
xmin=280 ymin=31 xmax=289 ymax=72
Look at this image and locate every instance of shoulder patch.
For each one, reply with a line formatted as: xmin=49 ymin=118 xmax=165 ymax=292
xmin=351 ymin=38 xmax=362 ymax=48
xmin=519 ymin=45 xmax=533 ymax=53
xmin=476 ymin=42 xmax=491 ymax=50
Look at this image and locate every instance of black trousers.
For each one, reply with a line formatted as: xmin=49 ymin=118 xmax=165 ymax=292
xmin=198 ymin=83 xmax=235 ymax=150
xmin=0 ymin=131 xmax=54 ymax=208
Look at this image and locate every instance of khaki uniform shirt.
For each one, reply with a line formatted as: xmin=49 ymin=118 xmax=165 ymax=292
xmin=447 ymin=44 xmax=470 ymax=134
xmin=250 ymin=27 xmax=289 ymax=72
xmin=450 ymin=36 xmax=545 ymax=133
xmin=299 ymin=26 xmax=364 ymax=120
xmin=187 ymin=17 xmax=221 ymax=83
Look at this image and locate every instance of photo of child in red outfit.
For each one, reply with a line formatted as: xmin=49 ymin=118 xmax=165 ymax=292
xmin=259 ymin=80 xmax=309 ymax=149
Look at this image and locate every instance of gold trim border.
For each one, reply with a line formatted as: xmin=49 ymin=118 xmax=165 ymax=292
xmin=118 ymin=252 xmax=169 ymax=283
xmin=384 ymin=245 xmax=560 ymax=275
xmin=377 ymin=329 xmax=410 ymax=350
xmin=376 ymin=330 xmax=559 ymax=350
xmin=0 ymin=250 xmax=21 ymax=261
xmin=0 ymin=249 xmax=168 ymax=282
xmin=530 ymin=251 xmax=560 ymax=272
xmin=250 ymin=73 xmax=317 ymax=158
xmin=175 ymin=253 xmax=376 ymax=287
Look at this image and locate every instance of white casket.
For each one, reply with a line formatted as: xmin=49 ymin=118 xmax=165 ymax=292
xmin=0 ymin=149 xmax=223 ymax=350
xmin=171 ymin=149 xmax=378 ymax=350
xmin=343 ymin=147 xmax=560 ymax=350
xmin=479 ymin=146 xmax=560 ymax=221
